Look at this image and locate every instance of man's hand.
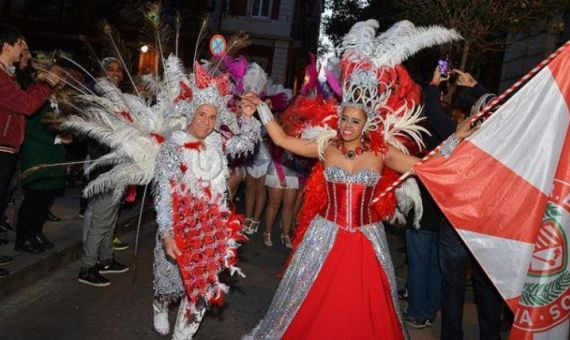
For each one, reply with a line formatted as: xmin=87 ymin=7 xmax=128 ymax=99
xmin=451 ymin=69 xmax=477 ymax=88
xmin=430 ymin=66 xmax=443 ymax=86
xmin=162 ymin=235 xmax=182 ymax=260
xmin=455 ymin=116 xmax=479 ymax=139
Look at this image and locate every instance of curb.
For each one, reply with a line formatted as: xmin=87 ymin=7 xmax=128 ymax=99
xmin=0 ymin=209 xmax=154 ymax=300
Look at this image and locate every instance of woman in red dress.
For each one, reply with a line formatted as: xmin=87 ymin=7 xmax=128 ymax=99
xmin=242 ymin=20 xmax=469 ymax=339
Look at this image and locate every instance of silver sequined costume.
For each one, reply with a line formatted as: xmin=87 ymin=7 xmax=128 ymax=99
xmin=153 ymin=116 xmax=260 ymax=304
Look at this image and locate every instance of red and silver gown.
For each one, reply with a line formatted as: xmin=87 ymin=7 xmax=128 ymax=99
xmin=248 ymin=166 xmax=406 ymax=339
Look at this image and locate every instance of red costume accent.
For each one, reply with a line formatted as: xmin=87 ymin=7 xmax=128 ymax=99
xmin=171 ymin=185 xmax=247 ymax=309
xmin=284 ymin=173 xmax=404 ymax=339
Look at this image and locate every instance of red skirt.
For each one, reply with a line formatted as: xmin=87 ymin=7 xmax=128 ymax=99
xmin=283 ymin=228 xmax=404 ymax=340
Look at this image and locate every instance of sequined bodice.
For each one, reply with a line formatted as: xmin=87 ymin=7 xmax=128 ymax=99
xmin=320 ymin=167 xmax=381 ymax=231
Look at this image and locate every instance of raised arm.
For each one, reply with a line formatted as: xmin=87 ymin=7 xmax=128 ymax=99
xmin=385 ymin=117 xmax=479 ymax=174
xmin=241 ymin=93 xmax=319 ymax=159
xmin=384 ymin=145 xmax=422 ymax=174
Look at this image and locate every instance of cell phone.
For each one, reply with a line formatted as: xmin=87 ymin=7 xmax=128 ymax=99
xmin=438 ymin=59 xmax=449 ymax=77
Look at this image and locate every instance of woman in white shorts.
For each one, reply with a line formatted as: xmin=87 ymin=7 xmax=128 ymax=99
xmin=262 ymin=147 xmax=298 ymax=248
xmin=243 ymin=127 xmax=271 ymax=234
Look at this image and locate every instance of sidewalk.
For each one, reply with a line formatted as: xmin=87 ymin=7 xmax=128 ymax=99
xmin=0 ymin=186 xmax=153 ymax=300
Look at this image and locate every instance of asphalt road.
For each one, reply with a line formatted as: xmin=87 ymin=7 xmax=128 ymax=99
xmin=0 ymin=214 xmax=492 ymax=340
xmin=0 ymin=220 xmax=290 ymax=340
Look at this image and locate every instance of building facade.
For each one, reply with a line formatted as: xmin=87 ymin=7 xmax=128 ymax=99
xmin=210 ymin=0 xmax=322 ymax=87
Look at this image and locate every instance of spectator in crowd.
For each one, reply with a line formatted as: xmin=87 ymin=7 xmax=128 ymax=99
xmin=0 ymin=24 xmax=60 ymax=263
xmin=16 ymin=77 xmax=71 ymax=252
xmin=402 ymin=130 xmax=443 ymax=329
xmin=425 ymin=66 xmax=503 ymax=340
xmin=78 ymin=57 xmax=129 ymax=287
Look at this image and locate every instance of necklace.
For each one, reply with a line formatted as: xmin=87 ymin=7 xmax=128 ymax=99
xmin=336 ymin=141 xmax=369 ymax=160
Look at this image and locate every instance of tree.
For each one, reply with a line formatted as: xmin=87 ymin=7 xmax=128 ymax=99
xmin=390 ymin=0 xmax=566 ymax=69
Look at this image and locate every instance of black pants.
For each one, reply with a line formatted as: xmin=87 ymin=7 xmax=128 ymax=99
xmin=16 ymin=189 xmax=55 ymax=243
xmin=0 ymin=152 xmax=17 ymax=217
xmin=439 ymin=220 xmax=502 ymax=340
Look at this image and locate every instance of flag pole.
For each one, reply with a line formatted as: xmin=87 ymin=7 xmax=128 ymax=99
xmin=375 ymin=41 xmax=570 ymax=200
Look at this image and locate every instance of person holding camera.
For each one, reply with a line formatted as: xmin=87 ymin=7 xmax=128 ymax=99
xmin=425 ymin=65 xmax=503 ymax=340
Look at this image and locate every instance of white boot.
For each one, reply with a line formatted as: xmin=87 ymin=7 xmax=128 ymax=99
xmin=172 ymin=298 xmax=205 ymax=340
xmin=153 ymin=300 xmax=170 ymax=335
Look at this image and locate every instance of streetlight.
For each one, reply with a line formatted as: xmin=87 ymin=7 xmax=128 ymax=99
xmin=140 ymin=45 xmax=150 ymax=53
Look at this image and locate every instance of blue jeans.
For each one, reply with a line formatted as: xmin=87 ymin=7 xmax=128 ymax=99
xmin=439 ymin=220 xmax=502 ymax=340
xmin=406 ymin=228 xmax=442 ymax=321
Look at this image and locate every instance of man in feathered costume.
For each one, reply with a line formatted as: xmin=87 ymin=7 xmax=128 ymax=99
xmin=151 ymin=61 xmax=262 ymax=339
xmin=63 ymin=54 xmax=262 ymax=339
xmin=241 ymin=20 xmax=471 ymax=339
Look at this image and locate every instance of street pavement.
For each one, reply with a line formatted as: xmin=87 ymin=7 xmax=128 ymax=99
xmin=0 ymin=207 xmax=500 ymax=339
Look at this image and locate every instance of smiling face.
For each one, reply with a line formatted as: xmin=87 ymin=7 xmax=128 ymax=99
xmin=186 ymin=104 xmax=218 ymax=140
xmin=105 ymin=61 xmax=124 ymax=87
xmin=339 ymin=106 xmax=367 ymax=143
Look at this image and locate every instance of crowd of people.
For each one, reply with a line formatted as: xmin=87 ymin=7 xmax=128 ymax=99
xmin=0 ymin=18 xmax=517 ymax=340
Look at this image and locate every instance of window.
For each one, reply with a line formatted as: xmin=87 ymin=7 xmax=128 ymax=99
xmin=250 ymin=0 xmax=272 ymax=18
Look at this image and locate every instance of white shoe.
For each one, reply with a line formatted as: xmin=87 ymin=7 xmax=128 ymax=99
xmin=263 ymin=232 xmax=273 ymax=247
xmin=280 ymin=234 xmax=292 ymax=248
xmin=153 ymin=302 xmax=170 ymax=335
xmin=172 ymin=298 xmax=205 ymax=340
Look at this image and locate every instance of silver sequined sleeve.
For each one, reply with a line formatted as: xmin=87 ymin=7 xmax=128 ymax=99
xmin=223 ymin=116 xmax=261 ymax=159
xmin=154 ymin=141 xmax=182 ymax=239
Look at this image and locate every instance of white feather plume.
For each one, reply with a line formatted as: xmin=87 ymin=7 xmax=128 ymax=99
xmin=63 ymin=78 xmax=182 ymax=200
xmin=341 ymin=19 xmax=379 ymax=60
xmin=163 ymin=54 xmax=190 ymax=102
xmin=243 ymin=63 xmax=268 ymax=95
xmin=372 ymin=21 xmax=462 ymax=67
xmin=394 ymin=177 xmax=423 ymax=229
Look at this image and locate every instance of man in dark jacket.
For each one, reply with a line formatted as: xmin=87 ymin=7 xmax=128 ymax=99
xmin=0 ymin=24 xmax=60 ymax=272
xmin=425 ymin=66 xmax=503 ymax=340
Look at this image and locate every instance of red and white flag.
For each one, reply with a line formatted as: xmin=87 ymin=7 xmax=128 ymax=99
xmin=415 ymin=43 xmax=570 ymax=339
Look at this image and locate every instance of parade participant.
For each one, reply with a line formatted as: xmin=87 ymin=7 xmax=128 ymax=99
xmin=242 ymin=20 xmax=466 ymax=339
xmin=263 ymin=141 xmax=299 ymax=248
xmin=151 ymin=60 xmax=260 ymax=339
xmin=63 ymin=48 xmax=261 ymax=339
xmin=223 ymin=60 xmax=271 ymax=234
